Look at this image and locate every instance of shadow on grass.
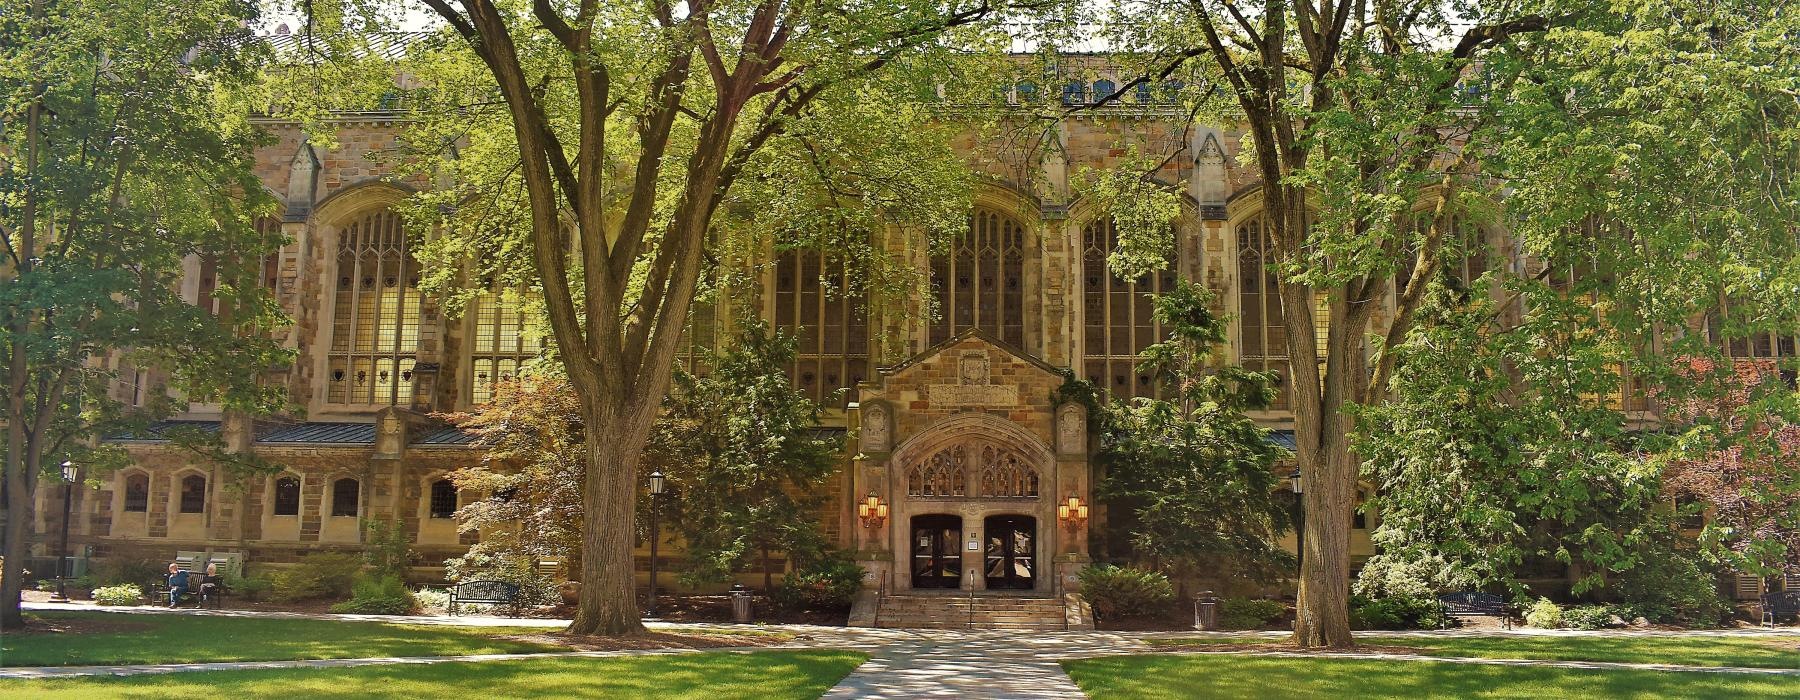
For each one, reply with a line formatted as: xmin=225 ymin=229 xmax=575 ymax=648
xmin=3 ymin=650 xmax=867 ymax=700
xmin=2 ymin=611 xmax=559 ymax=666
xmin=1064 ymin=654 xmax=1800 ymax=699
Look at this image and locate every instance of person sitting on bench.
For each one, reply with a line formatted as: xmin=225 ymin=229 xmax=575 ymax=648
xmin=167 ymin=563 xmax=191 ymax=608
xmin=197 ymin=563 xmax=221 ymax=606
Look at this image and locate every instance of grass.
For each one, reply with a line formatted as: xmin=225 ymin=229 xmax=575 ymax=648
xmin=1147 ymin=634 xmax=1800 ymax=670
xmin=0 ymin=650 xmax=867 ymax=699
xmin=2 ymin=611 xmax=563 ymax=666
xmin=1064 ymin=654 xmax=1800 ymax=699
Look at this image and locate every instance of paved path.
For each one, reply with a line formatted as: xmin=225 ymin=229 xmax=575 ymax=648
xmin=10 ymin=602 xmax=1800 ymax=695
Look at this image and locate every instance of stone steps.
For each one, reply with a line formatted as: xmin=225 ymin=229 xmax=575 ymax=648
xmin=873 ymin=594 xmax=1071 ymax=630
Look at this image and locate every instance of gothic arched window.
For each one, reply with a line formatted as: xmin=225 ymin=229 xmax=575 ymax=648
xmin=1237 ymin=213 xmax=1290 ymax=410
xmin=331 ymin=477 xmax=360 ymax=517
xmin=179 ymin=474 xmax=207 ymax=513
xmin=272 ymin=476 xmax=301 ymax=516
xmin=327 ymin=207 xmax=422 ymax=405
xmin=977 ymin=446 xmax=1038 ymax=498
xmin=1082 ymin=218 xmax=1177 ymax=398
xmin=930 ymin=207 xmax=1026 ymax=347
xmin=907 ymin=445 xmax=967 ymax=497
xmin=774 ymin=248 xmax=870 ymax=406
xmin=123 ymin=474 xmax=149 ymax=513
xmin=468 ymin=291 xmax=544 ymax=405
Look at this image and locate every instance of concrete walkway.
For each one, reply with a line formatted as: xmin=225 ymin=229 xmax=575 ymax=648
xmin=10 ymin=602 xmax=1800 ymax=695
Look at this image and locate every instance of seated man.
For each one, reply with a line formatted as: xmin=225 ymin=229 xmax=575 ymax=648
xmin=166 ymin=563 xmax=190 ymax=608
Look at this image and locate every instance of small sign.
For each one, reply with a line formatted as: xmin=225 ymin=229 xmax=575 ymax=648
xmin=966 ymin=539 xmax=980 ymax=551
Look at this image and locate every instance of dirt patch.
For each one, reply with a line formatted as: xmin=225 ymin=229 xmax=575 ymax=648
xmin=500 ymin=629 xmax=790 ymax=651
xmin=1158 ymin=641 xmax=1431 ymax=656
xmin=16 ymin=615 xmax=153 ymax=636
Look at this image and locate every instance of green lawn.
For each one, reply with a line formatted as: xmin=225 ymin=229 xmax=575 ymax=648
xmin=0 ymin=650 xmax=866 ymax=699
xmin=1065 ymin=654 xmax=1800 ymax=699
xmin=1148 ymin=634 xmax=1800 ymax=670
xmin=2 ymin=611 xmax=561 ymax=666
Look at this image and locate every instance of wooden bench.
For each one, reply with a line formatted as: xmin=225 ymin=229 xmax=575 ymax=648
xmin=147 ymin=552 xmax=241 ymax=609
xmin=1438 ymin=591 xmax=1513 ymax=629
xmin=1761 ymin=591 xmax=1800 ymax=625
xmin=448 ymin=580 xmax=522 ymax=617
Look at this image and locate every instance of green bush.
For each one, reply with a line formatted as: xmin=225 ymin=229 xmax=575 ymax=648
xmin=329 ymin=574 xmax=418 ymax=615
xmin=1349 ymin=595 xmax=1448 ymax=630
xmin=1078 ymin=565 xmax=1175 ymax=618
xmin=1561 ymin=604 xmax=1618 ymax=630
xmin=446 ymin=553 xmax=558 ymax=608
xmin=1218 ymin=597 xmax=1287 ymax=630
xmin=270 ymin=552 xmax=363 ymax=602
xmin=225 ymin=573 xmax=274 ymax=601
xmin=414 ymin=587 xmax=451 ymax=613
xmin=1611 ymin=535 xmax=1730 ymax=626
xmin=774 ymin=558 xmax=864 ymax=610
xmin=1524 ymin=597 xmax=1562 ymax=629
xmin=91 ymin=557 xmax=164 ymax=587
xmin=93 ymin=584 xmax=144 ymax=606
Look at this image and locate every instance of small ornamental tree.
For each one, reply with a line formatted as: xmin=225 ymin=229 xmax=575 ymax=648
xmin=1663 ymin=359 xmax=1800 ymax=580
xmin=441 ymin=376 xmax=586 ymax=580
xmin=1090 ymin=282 xmax=1295 ymax=585
xmin=646 ymin=322 xmax=840 ymax=594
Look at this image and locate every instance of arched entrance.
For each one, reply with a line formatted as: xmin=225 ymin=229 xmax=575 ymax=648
xmin=983 ymin=515 xmax=1036 ymax=590
xmin=910 ymin=514 xmax=962 ymax=589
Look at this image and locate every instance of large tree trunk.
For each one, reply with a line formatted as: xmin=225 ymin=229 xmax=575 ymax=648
xmin=569 ymin=407 xmax=651 ymax=636
xmin=0 ymin=454 xmax=30 ymax=631
xmin=1292 ymin=435 xmax=1357 ymax=648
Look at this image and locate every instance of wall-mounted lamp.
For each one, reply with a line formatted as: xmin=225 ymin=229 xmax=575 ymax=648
xmin=857 ymin=492 xmax=888 ymax=529
xmin=1058 ymin=495 xmax=1089 ymax=531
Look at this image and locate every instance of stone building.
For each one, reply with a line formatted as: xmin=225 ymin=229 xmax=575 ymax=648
xmin=27 ymin=58 xmax=1780 ymax=628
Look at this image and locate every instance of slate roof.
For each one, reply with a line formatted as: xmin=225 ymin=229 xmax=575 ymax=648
xmin=411 ymin=426 xmax=481 ymax=446
xmin=257 ymin=422 xmax=378 ymax=445
xmin=1267 ymin=429 xmax=1297 ymax=451
xmin=104 ymin=420 xmax=223 ymax=442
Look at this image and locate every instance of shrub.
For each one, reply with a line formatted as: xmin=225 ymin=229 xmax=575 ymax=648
xmin=1524 ymin=598 xmax=1562 ymax=629
xmin=1559 ymin=604 xmax=1621 ymax=630
xmin=361 ymin=519 xmax=415 ymax=579
xmin=1350 ymin=595 xmax=1448 ymax=630
xmin=1078 ymin=565 xmax=1175 ymax=618
xmin=1218 ymin=597 xmax=1287 ymax=630
xmin=1612 ymin=535 xmax=1730 ymax=626
xmin=329 ymin=574 xmax=418 ymax=615
xmin=93 ymin=584 xmax=144 ymax=606
xmin=413 ymin=587 xmax=451 ymax=614
xmin=270 ymin=552 xmax=362 ymax=602
xmin=91 ymin=557 xmax=163 ymax=587
xmin=774 ymin=558 xmax=864 ymax=610
xmin=225 ymin=573 xmax=274 ymax=601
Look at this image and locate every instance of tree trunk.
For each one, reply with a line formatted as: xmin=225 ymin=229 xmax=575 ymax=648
xmin=568 ymin=410 xmax=648 ymax=636
xmin=761 ymin=545 xmax=773 ymax=595
xmin=1292 ymin=437 xmax=1356 ymax=648
xmin=0 ymin=459 xmax=30 ymax=631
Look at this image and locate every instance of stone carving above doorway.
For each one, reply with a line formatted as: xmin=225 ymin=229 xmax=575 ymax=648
xmin=860 ymin=402 xmax=891 ymax=453
xmin=977 ymin=445 xmax=1039 ymax=498
xmin=958 ymin=351 xmax=990 ymax=385
xmin=907 ymin=445 xmax=967 ymax=497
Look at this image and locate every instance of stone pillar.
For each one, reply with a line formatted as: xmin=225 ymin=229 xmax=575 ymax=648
xmin=961 ymin=512 xmax=983 ymax=591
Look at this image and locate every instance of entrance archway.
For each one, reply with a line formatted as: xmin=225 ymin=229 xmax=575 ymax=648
xmin=910 ymin=514 xmax=962 ymax=589
xmin=983 ymin=515 xmax=1036 ymax=590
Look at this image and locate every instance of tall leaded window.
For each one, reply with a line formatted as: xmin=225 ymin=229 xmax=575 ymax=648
xmin=1237 ymin=213 xmax=1291 ymax=410
xmin=123 ymin=474 xmax=149 ymax=513
xmin=1082 ymin=218 xmax=1177 ymax=398
xmin=774 ymin=249 xmax=870 ymax=406
xmin=272 ymin=476 xmax=301 ymax=516
xmin=930 ymin=207 xmax=1026 ymax=347
xmin=327 ymin=208 xmax=422 ymax=405
xmin=1395 ymin=210 xmax=1488 ymax=295
xmin=179 ymin=475 xmax=206 ymax=514
xmin=429 ymin=479 xmax=458 ymax=519
xmin=468 ymin=291 xmax=544 ymax=405
xmin=331 ymin=477 xmax=360 ymax=517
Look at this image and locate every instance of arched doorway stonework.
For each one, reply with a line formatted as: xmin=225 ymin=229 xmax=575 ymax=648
xmin=850 ymin=328 xmax=1090 ymax=597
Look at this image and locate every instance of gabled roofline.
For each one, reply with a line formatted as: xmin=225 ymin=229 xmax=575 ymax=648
xmin=878 ymin=326 xmax=1067 ymax=379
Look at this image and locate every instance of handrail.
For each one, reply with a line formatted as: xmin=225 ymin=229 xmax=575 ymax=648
xmin=967 ymin=568 xmax=977 ymax=629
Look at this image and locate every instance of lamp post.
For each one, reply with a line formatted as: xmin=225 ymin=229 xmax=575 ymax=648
xmin=645 ymin=469 xmax=666 ymax=618
xmin=50 ymin=460 xmax=77 ymax=603
xmin=1288 ymin=468 xmax=1305 ymax=575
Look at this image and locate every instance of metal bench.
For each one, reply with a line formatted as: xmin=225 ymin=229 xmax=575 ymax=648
xmin=1761 ymin=591 xmax=1800 ymax=625
xmin=1438 ymin=591 xmax=1513 ymax=629
xmin=448 ymin=580 xmax=522 ymax=617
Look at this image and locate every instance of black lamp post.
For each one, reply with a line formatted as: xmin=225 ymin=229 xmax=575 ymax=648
xmin=645 ymin=469 xmax=666 ymax=618
xmin=1289 ymin=467 xmax=1305 ymax=575
xmin=50 ymin=460 xmax=77 ymax=603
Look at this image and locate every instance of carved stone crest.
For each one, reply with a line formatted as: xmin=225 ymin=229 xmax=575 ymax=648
xmin=958 ymin=352 xmax=990 ymax=385
xmin=860 ymin=403 xmax=891 ymax=453
xmin=1057 ymin=403 xmax=1086 ymax=455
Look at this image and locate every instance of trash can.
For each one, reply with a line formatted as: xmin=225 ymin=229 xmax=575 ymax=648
xmin=729 ymin=583 xmax=754 ymax=623
xmin=1193 ymin=591 xmax=1219 ymax=631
